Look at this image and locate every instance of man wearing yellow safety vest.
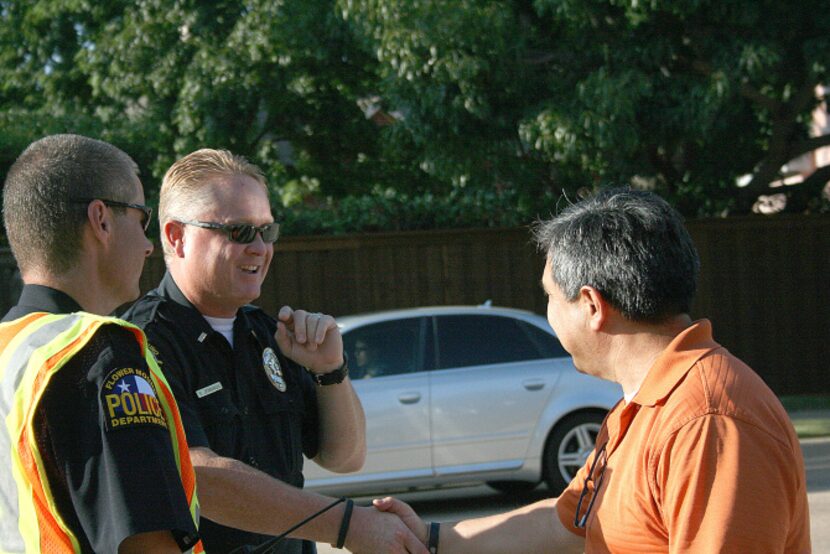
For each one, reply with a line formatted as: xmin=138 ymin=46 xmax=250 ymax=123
xmin=0 ymin=135 xmax=203 ymax=553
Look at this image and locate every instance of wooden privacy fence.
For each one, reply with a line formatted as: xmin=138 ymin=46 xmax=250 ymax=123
xmin=2 ymin=215 xmax=828 ymax=394
xmin=136 ymin=226 xmax=548 ymax=318
xmin=686 ymin=216 xmax=829 ymax=396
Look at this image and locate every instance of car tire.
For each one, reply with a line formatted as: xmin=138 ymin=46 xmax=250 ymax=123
xmin=486 ymin=480 xmax=539 ymax=495
xmin=543 ymin=411 xmax=605 ymax=495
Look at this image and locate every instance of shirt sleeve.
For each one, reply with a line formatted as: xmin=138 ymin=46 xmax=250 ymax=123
xmin=299 ymin=367 xmax=320 ymax=459
xmin=41 ymin=323 xmax=198 ymax=552
xmin=656 ymin=414 xmax=801 ymax=553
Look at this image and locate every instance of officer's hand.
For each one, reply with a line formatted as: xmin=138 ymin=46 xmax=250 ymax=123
xmin=345 ymin=505 xmax=429 ymax=554
xmin=373 ymin=497 xmax=428 ymax=544
xmin=275 ymin=306 xmax=343 ymax=373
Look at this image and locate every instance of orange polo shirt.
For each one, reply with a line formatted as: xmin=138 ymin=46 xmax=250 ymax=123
xmin=557 ymin=320 xmax=811 ymax=553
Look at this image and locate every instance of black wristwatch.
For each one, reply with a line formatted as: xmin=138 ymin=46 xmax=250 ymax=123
xmin=308 ymin=354 xmax=349 ymax=386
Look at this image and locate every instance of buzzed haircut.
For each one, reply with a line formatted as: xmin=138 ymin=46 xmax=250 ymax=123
xmin=534 ymin=188 xmax=700 ymax=323
xmin=158 ymin=148 xmax=267 ymax=258
xmin=3 ymin=134 xmax=139 ymax=275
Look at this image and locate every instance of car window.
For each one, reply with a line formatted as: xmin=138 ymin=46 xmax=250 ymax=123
xmin=343 ymin=317 xmax=423 ymax=379
xmin=435 ymin=315 xmax=565 ymax=369
xmin=519 ymin=321 xmax=569 ymax=359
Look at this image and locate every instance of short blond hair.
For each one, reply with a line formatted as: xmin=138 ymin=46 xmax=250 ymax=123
xmin=159 ymin=148 xmax=268 ymax=257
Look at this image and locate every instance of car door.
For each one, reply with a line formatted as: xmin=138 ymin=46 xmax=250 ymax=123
xmin=429 ymin=314 xmax=568 ymax=475
xmin=304 ymin=316 xmax=432 ymax=487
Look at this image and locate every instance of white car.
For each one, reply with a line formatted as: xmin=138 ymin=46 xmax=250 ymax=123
xmin=304 ymin=304 xmax=622 ymax=496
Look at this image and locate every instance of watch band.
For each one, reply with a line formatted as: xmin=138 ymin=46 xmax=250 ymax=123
xmin=309 ymin=354 xmax=349 ymax=386
xmin=428 ymin=521 xmax=440 ymax=553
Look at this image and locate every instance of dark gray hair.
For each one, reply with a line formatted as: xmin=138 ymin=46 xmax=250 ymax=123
xmin=534 ymin=188 xmax=700 ymax=322
xmin=3 ymin=134 xmax=139 ymax=275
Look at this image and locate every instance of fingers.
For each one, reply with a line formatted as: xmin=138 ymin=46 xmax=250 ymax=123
xmin=293 ymin=310 xmax=313 ymax=347
xmin=394 ymin=513 xmax=428 ymax=554
xmin=373 ymin=497 xmax=428 ymax=545
xmin=276 ymin=306 xmax=338 ymax=348
xmin=275 ymin=320 xmax=291 ymax=352
xmin=277 ymin=305 xmax=294 ymax=323
xmin=351 ymin=504 xmax=429 ymax=554
xmin=383 ymin=512 xmax=428 ymax=554
xmin=373 ymin=497 xmax=411 ymax=517
xmin=310 ymin=313 xmax=337 ymax=344
xmin=405 ymin=531 xmax=429 ymax=554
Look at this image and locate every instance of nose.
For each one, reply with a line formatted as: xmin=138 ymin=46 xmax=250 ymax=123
xmin=244 ymin=232 xmax=269 ymax=255
xmin=144 ymin=235 xmax=154 ymax=257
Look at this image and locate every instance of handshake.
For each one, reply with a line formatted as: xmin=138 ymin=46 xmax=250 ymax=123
xmin=311 ymin=496 xmax=433 ymax=554
xmin=329 ymin=493 xmax=567 ymax=554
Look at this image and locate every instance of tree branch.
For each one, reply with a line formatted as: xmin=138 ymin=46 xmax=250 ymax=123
xmin=689 ymin=59 xmax=779 ymax=112
xmin=787 ymin=132 xmax=830 ymax=159
xmin=742 ymin=80 xmax=820 ymax=197
xmin=777 ymin=165 xmax=830 ymax=213
xmin=522 ymin=52 xmax=558 ymax=65
xmin=800 ymin=164 xmax=830 ymax=193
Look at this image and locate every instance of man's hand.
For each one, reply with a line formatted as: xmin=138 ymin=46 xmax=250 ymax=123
xmin=373 ymin=497 xmax=428 ymax=544
xmin=275 ymin=306 xmax=343 ymax=372
xmin=345 ymin=505 xmax=429 ymax=554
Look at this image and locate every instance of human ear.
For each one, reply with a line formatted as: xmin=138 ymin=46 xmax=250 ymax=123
xmin=87 ymin=200 xmax=112 ymax=243
xmin=163 ymin=220 xmax=186 ymax=257
xmin=578 ymin=286 xmax=609 ymax=331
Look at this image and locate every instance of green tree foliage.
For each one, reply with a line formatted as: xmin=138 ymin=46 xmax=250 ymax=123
xmin=1 ymin=0 xmax=829 ymax=238
xmin=0 ymin=0 xmax=436 ymax=209
xmin=340 ymin=0 xmax=830 ymax=215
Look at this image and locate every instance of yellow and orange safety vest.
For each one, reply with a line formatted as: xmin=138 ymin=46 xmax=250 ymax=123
xmin=0 ymin=312 xmax=202 ymax=553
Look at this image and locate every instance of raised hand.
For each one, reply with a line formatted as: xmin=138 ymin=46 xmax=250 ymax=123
xmin=275 ymin=306 xmax=343 ymax=372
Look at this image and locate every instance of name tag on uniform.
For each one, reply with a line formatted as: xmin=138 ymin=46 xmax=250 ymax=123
xmin=196 ymin=382 xmax=223 ymax=398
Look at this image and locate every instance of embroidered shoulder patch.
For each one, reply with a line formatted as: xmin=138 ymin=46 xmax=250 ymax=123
xmin=100 ymin=366 xmax=169 ymax=432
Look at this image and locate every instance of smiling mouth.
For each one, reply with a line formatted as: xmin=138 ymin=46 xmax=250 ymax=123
xmin=240 ymin=265 xmax=260 ymax=274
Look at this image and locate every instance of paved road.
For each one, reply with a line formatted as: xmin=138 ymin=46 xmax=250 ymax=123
xmin=317 ymin=436 xmax=830 ymax=553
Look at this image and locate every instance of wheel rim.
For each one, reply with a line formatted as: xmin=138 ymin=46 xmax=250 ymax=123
xmin=556 ymin=422 xmax=602 ymax=483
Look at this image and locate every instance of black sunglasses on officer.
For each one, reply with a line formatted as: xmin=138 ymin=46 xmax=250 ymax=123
xmin=177 ymin=219 xmax=281 ymax=244
xmin=71 ymin=198 xmax=153 ymax=232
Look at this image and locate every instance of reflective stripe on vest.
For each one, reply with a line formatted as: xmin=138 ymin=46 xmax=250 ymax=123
xmin=0 ymin=312 xmax=202 ymax=553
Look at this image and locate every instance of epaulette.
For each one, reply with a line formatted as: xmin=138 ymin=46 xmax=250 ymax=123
xmin=121 ymin=292 xmax=166 ymax=329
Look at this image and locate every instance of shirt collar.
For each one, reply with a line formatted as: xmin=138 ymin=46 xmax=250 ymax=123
xmin=153 ymin=271 xmax=252 ymax=345
xmin=156 ymin=271 xmax=196 ymax=309
xmin=631 ymin=319 xmax=721 ymax=407
xmin=2 ymin=284 xmax=84 ymax=321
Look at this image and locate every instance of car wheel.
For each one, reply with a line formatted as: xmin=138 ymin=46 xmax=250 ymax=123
xmin=543 ymin=411 xmax=605 ymax=494
xmin=486 ymin=480 xmax=539 ymax=495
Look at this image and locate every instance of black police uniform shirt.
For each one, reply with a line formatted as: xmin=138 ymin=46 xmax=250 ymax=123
xmin=124 ymin=272 xmax=321 ymax=554
xmin=1 ymin=285 xmax=199 ymax=552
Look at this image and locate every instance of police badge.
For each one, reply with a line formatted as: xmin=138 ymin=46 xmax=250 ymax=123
xmin=262 ymin=347 xmax=287 ymax=392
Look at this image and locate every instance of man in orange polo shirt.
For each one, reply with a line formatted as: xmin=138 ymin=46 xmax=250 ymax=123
xmin=375 ymin=188 xmax=811 ymax=553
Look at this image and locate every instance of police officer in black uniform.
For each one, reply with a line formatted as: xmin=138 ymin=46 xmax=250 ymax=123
xmin=1 ymin=135 xmax=200 ymax=553
xmin=126 ymin=274 xmax=327 ymax=553
xmin=124 ymin=148 xmax=427 ymax=554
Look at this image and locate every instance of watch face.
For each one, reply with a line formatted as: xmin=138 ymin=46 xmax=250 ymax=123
xmin=263 ymin=347 xmax=287 ymax=392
